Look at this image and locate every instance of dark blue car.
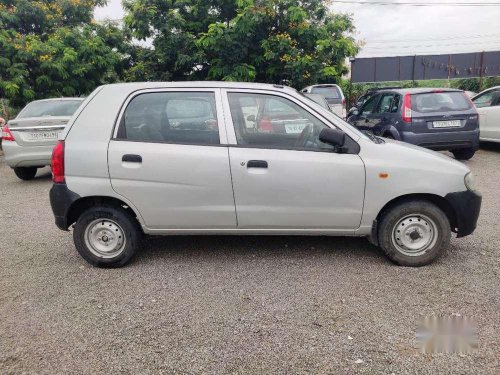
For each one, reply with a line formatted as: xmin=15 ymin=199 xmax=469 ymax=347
xmin=347 ymin=88 xmax=479 ymax=160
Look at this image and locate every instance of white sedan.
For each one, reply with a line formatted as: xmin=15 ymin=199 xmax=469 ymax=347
xmin=472 ymin=86 xmax=500 ymax=143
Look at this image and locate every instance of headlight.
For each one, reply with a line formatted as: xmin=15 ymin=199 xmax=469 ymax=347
xmin=464 ymin=172 xmax=476 ymax=191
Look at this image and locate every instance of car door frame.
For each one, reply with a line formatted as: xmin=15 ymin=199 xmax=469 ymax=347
xmin=220 ymin=87 xmax=366 ymax=235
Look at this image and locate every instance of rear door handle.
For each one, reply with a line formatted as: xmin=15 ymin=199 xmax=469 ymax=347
xmin=122 ymin=154 xmax=142 ymax=163
xmin=247 ymin=160 xmax=268 ymax=168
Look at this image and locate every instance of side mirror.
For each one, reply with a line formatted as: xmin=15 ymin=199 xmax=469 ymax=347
xmin=319 ymin=128 xmax=346 ymax=147
xmin=246 ymin=115 xmax=256 ymax=122
xmin=350 ymin=107 xmax=359 ymax=116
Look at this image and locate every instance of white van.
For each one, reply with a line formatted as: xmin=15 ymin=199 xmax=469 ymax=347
xmin=49 ymin=82 xmax=481 ymax=267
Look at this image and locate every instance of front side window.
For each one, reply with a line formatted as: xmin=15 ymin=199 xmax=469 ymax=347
xmin=228 ymin=93 xmax=334 ymax=151
xmin=473 ymin=90 xmax=499 ymax=108
xmin=360 ymin=95 xmax=379 ymax=116
xmin=120 ymin=92 xmax=219 ymax=145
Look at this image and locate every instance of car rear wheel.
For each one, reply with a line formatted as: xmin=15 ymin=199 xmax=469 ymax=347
xmin=378 ymin=200 xmax=451 ymax=266
xmin=13 ymin=167 xmax=38 ymax=180
xmin=452 ymin=148 xmax=475 ymax=160
xmin=73 ymin=206 xmax=140 ymax=268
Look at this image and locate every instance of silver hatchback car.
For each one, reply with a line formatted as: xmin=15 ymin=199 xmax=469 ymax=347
xmin=49 ymin=82 xmax=481 ymax=268
xmin=2 ymin=98 xmax=84 ymax=180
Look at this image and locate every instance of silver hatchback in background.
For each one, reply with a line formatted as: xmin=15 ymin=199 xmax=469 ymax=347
xmin=301 ymin=84 xmax=346 ymax=118
xmin=2 ymin=98 xmax=84 ymax=180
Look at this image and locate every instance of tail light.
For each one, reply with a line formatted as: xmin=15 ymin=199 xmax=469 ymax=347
xmin=259 ymin=117 xmax=272 ymax=133
xmin=1 ymin=124 xmax=15 ymax=141
xmin=342 ymin=98 xmax=346 ymax=108
xmin=402 ymin=93 xmax=412 ymax=123
xmin=51 ymin=140 xmax=65 ymax=183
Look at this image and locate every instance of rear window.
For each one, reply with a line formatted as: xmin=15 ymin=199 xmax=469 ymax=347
xmin=412 ymin=92 xmax=471 ymax=113
xmin=310 ymin=86 xmax=341 ymax=99
xmin=18 ymin=100 xmax=83 ymax=118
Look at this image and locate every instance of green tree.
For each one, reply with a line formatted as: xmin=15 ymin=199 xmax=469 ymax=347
xmin=124 ymin=0 xmax=359 ymax=88
xmin=0 ymin=1 xmax=125 ymax=107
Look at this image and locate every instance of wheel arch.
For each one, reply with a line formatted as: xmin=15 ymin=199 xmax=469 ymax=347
xmin=370 ymin=193 xmax=458 ymax=245
xmin=66 ymin=196 xmax=144 ymax=231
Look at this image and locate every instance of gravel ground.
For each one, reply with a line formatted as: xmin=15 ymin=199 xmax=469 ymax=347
xmin=0 ymin=146 xmax=499 ymax=374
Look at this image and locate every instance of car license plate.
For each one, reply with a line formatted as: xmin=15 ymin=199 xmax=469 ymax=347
xmin=284 ymin=124 xmax=307 ymax=134
xmin=433 ymin=120 xmax=461 ymax=128
xmin=28 ymin=131 xmax=60 ymax=140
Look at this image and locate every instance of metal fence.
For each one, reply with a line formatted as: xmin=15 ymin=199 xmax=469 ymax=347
xmin=351 ymin=51 xmax=500 ymax=83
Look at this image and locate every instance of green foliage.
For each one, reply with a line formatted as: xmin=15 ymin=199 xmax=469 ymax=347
xmin=124 ymin=0 xmax=359 ymax=88
xmin=0 ymin=1 xmax=124 ymax=107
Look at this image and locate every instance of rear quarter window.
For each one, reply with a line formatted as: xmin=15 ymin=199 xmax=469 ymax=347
xmin=412 ymin=92 xmax=471 ymax=113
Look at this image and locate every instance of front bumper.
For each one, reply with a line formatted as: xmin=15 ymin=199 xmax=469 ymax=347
xmin=2 ymin=140 xmax=54 ymax=168
xmin=400 ymin=129 xmax=479 ymax=151
xmin=445 ymin=190 xmax=482 ymax=237
xmin=50 ymin=183 xmax=80 ymax=230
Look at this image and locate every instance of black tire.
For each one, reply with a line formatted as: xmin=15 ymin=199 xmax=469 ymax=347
xmin=452 ymin=148 xmax=475 ymax=160
xmin=73 ymin=206 xmax=140 ymax=268
xmin=14 ymin=167 xmax=38 ymax=180
xmin=378 ymin=200 xmax=451 ymax=267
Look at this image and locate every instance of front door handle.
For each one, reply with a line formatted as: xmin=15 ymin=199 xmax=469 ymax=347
xmin=122 ymin=154 xmax=142 ymax=163
xmin=247 ymin=160 xmax=268 ymax=168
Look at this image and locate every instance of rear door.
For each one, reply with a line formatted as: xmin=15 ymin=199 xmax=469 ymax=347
xmin=107 ymin=89 xmax=237 ymax=230
xmin=410 ymin=91 xmax=476 ymax=134
xmin=367 ymin=92 xmax=397 ymax=135
xmin=473 ymin=89 xmax=500 ymax=140
xmin=222 ymin=89 xmax=365 ymax=231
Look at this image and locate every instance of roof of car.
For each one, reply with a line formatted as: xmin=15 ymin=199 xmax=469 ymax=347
xmin=375 ymin=87 xmax=463 ymax=94
xmin=103 ymin=81 xmax=297 ymax=93
xmin=30 ymin=97 xmax=85 ymax=103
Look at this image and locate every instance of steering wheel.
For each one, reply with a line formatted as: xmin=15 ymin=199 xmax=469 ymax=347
xmin=295 ymin=124 xmax=314 ymax=148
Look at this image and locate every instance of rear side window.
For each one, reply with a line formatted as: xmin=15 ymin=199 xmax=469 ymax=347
xmin=119 ymin=92 xmax=219 ymax=145
xmin=375 ymin=93 xmax=394 ymax=113
xmin=18 ymin=100 xmax=83 ymax=118
xmin=412 ymin=92 xmax=471 ymax=112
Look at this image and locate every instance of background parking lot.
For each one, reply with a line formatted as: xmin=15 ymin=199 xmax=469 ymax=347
xmin=0 ymin=146 xmax=499 ymax=374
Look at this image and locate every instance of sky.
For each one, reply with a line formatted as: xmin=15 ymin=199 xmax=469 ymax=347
xmin=94 ymin=0 xmax=500 ymax=58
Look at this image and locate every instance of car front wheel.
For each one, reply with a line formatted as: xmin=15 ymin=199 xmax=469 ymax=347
xmin=452 ymin=148 xmax=475 ymax=160
xmin=73 ymin=206 xmax=140 ymax=267
xmin=14 ymin=167 xmax=37 ymax=180
xmin=378 ymin=200 xmax=451 ymax=266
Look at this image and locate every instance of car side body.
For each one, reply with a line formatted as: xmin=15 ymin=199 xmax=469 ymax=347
xmin=347 ymin=88 xmax=480 ymax=160
xmin=472 ymin=85 xmax=500 ymax=143
xmin=49 ymin=82 xmax=481 ymax=267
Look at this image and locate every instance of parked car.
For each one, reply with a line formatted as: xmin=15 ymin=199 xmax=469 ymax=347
xmin=301 ymin=84 xmax=346 ymax=118
xmin=2 ymin=98 xmax=84 ymax=180
xmin=49 ymin=82 xmax=481 ymax=268
xmin=472 ymin=86 xmax=500 ymax=143
xmin=347 ymin=88 xmax=479 ymax=160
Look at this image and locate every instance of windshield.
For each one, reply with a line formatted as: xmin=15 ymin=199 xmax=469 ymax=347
xmin=412 ymin=92 xmax=471 ymax=113
xmin=299 ymin=92 xmax=370 ymax=141
xmin=18 ymin=99 xmax=84 ymax=118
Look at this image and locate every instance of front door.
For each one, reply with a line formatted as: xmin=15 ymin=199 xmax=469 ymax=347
xmin=223 ymin=90 xmax=365 ymax=231
xmin=108 ymin=89 xmax=237 ymax=230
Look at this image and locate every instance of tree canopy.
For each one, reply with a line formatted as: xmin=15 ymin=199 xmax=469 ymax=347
xmin=0 ymin=0 xmax=124 ymax=107
xmin=124 ymin=0 xmax=359 ymax=88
